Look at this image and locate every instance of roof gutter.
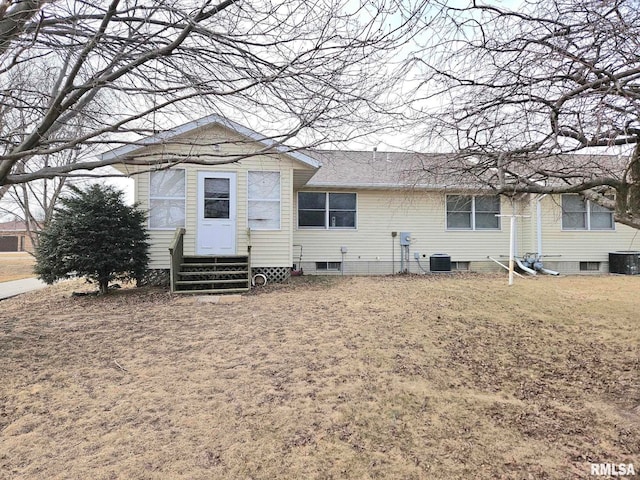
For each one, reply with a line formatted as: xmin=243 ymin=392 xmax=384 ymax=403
xmin=303 ymin=182 xmax=498 ymax=191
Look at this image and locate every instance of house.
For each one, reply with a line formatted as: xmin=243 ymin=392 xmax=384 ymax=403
xmin=0 ymin=220 xmax=37 ymax=252
xmin=102 ymin=115 xmax=640 ymax=292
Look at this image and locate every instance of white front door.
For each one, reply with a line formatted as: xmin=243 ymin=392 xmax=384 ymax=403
xmin=196 ymin=171 xmax=236 ymax=255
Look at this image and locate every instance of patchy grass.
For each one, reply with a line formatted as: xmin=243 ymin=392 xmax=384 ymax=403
xmin=0 ymin=275 xmax=639 ymax=479
xmin=0 ymin=252 xmax=35 ymax=282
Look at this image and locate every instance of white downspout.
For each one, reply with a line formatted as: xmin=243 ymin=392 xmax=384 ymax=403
xmin=536 ymin=194 xmax=547 ymax=257
xmin=508 ymin=215 xmax=516 ymax=286
xmin=512 ymin=199 xmax=518 ymax=258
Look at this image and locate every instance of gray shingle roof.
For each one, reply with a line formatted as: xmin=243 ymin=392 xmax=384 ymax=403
xmin=0 ymin=220 xmax=37 ymax=232
xmin=302 ymin=150 xmax=626 ymax=191
xmin=303 ymin=150 xmax=472 ymax=190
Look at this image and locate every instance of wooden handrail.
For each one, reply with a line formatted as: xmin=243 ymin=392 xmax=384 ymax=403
xmin=247 ymin=245 xmax=252 ymax=283
xmin=168 ymin=228 xmax=186 ymax=293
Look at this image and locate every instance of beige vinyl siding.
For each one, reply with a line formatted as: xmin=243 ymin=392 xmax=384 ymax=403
xmin=535 ymin=195 xmax=640 ymax=262
xmin=518 ymin=194 xmax=534 ymax=255
xmin=136 ymin=170 xmax=179 ymax=269
xmin=246 ymin=166 xmax=293 ymax=268
xmin=125 ymin=121 xmax=640 ymax=276
xmin=293 ymin=189 xmax=530 ymax=272
xmin=130 ymin=123 xmax=308 ymax=269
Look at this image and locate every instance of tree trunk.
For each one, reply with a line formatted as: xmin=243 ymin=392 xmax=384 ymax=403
xmin=628 ymin=145 xmax=640 ymax=220
xmin=99 ymin=278 xmax=109 ymax=295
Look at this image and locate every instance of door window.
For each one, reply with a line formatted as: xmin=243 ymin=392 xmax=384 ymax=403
xmin=204 ymin=178 xmax=230 ymax=219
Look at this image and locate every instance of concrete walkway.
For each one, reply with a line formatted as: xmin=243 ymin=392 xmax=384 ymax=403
xmin=0 ymin=278 xmax=47 ymax=300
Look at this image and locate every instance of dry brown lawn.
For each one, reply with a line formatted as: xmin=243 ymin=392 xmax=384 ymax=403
xmin=1 ymin=274 xmax=639 ymax=479
xmin=0 ymin=252 xmax=35 ymax=282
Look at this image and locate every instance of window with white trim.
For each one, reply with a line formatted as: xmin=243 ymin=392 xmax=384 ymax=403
xmin=451 ymin=261 xmax=470 ymax=271
xmin=149 ymin=169 xmax=186 ymax=229
xmin=316 ymin=261 xmax=341 ymax=271
xmin=446 ymin=195 xmax=500 ymax=230
xmin=561 ymin=194 xmax=614 ymax=230
xmin=298 ymin=192 xmax=356 ymax=229
xmin=580 ymin=261 xmax=601 ymax=271
xmin=248 ymin=171 xmax=280 ymax=230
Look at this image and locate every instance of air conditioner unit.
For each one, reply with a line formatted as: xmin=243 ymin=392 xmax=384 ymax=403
xmin=609 ymin=251 xmax=640 ymax=275
xmin=430 ymin=254 xmax=451 ymax=272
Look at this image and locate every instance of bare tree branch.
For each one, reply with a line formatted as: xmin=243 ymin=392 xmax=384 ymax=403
xmin=0 ymin=0 xmax=430 ymax=194
xmin=406 ymin=0 xmax=640 ymax=229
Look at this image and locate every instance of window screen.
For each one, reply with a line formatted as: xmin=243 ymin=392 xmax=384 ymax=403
xmin=562 ymin=195 xmax=587 ymax=229
xmin=562 ymin=195 xmax=613 ymax=230
xmin=446 ymin=195 xmax=473 ymax=229
xmin=298 ymin=192 xmax=357 ymax=229
xmin=149 ymin=169 xmax=186 ymax=229
xmin=446 ymin=195 xmax=500 ymax=230
xmin=474 ymin=195 xmax=500 ymax=229
xmin=248 ymin=172 xmax=280 ymax=229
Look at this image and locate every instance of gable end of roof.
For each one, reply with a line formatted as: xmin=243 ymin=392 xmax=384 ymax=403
xmin=99 ymin=114 xmax=320 ymax=169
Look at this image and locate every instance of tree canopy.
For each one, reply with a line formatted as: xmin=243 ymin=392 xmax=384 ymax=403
xmin=34 ymin=184 xmax=149 ymax=294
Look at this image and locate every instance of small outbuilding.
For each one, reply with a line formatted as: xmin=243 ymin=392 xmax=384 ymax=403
xmin=0 ymin=220 xmax=37 ymax=252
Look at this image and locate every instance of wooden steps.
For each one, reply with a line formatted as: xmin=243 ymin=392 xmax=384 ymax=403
xmin=173 ymin=255 xmax=250 ymax=294
xmin=173 ymin=288 xmax=249 ymax=295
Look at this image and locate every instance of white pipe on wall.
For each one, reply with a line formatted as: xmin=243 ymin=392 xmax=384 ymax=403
xmin=509 ymin=215 xmax=516 ymax=286
xmin=536 ymin=194 xmax=548 ymax=256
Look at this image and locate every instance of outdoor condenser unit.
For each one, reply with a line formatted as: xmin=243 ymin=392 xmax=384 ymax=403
xmin=430 ymin=254 xmax=451 ymax=272
xmin=609 ymin=251 xmax=640 ymax=275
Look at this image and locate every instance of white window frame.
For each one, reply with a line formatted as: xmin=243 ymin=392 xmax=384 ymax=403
xmin=148 ymin=169 xmax=186 ymax=230
xmin=445 ymin=194 xmax=501 ymax=231
xmin=561 ymin=194 xmax=615 ymax=231
xmin=297 ymin=192 xmax=357 ymax=230
xmin=315 ymin=261 xmax=342 ymax=271
xmin=247 ymin=171 xmax=281 ymax=231
xmin=579 ymin=261 xmax=601 ymax=271
xmin=451 ymin=261 xmax=470 ymax=271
